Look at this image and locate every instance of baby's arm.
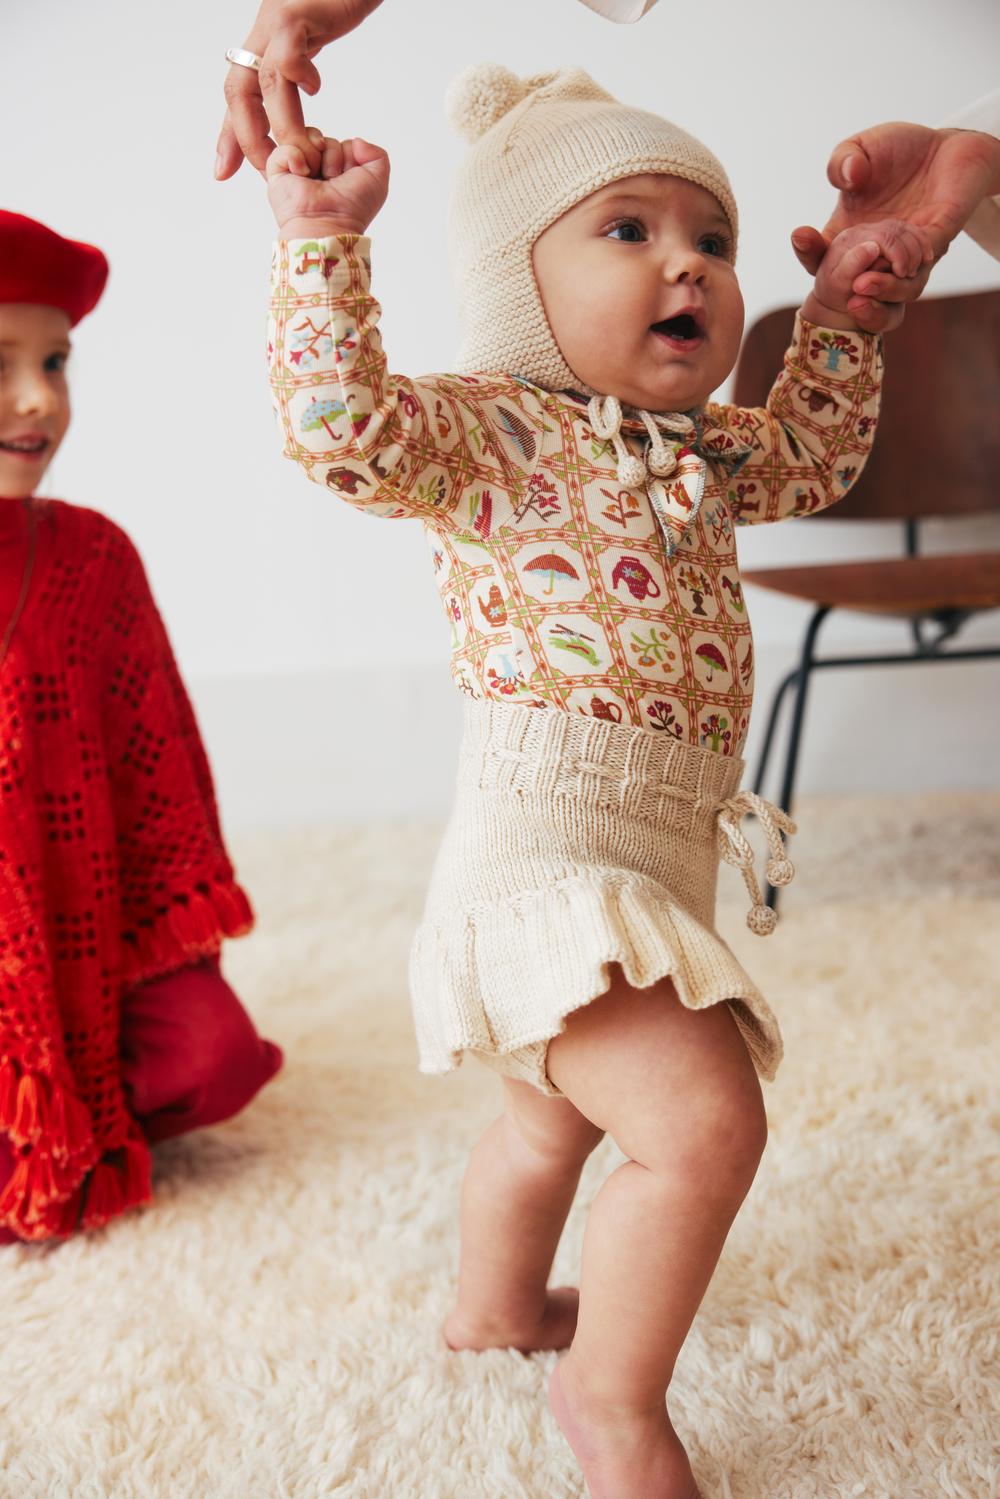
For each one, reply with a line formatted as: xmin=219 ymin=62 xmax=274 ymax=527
xmin=704 ymin=218 xmax=934 ymax=527
xmin=266 ymin=132 xmax=543 ymax=527
xmin=703 ymin=232 xmax=903 ymax=525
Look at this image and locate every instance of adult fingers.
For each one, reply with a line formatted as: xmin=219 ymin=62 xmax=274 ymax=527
xmin=827 ymin=136 xmax=871 ymax=194
xmin=266 ymin=17 xmax=323 ymax=94
xmin=221 ymin=64 xmax=278 ymax=176
xmin=215 ymin=111 xmax=248 ymax=181
xmin=258 ymin=54 xmax=321 ymax=172
xmin=790 ymin=225 xmax=828 ymax=276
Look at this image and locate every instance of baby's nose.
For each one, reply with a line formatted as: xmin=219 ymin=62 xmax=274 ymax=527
xmin=665 ymin=253 xmax=707 ymax=286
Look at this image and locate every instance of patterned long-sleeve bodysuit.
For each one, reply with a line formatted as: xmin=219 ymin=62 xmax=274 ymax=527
xmin=268 ymin=236 xmax=882 ymax=756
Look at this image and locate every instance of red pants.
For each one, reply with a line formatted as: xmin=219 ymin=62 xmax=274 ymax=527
xmin=0 ymin=962 xmax=282 ymax=1241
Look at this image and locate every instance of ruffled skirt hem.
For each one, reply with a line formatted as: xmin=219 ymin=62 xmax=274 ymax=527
xmin=409 ymin=870 xmax=782 ymax=1097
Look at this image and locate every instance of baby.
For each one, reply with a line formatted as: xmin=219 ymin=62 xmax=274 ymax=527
xmin=264 ymin=67 xmax=927 ymax=1499
xmin=0 ymin=212 xmax=281 ymax=1244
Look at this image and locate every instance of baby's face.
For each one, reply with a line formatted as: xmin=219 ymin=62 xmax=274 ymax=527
xmin=532 ymin=174 xmax=743 ymax=412
xmin=0 ymin=304 xmax=72 ymax=499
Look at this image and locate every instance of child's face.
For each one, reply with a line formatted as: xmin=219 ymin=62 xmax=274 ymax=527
xmin=532 ymin=174 xmax=743 ymax=411
xmin=0 ymin=304 xmax=72 ymax=499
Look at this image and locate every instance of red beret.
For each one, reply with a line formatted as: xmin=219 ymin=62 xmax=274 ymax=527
xmin=0 ymin=210 xmax=108 ymax=326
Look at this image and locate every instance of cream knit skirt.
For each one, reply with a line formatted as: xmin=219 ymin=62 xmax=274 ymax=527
xmin=409 ymin=699 xmax=789 ymax=1096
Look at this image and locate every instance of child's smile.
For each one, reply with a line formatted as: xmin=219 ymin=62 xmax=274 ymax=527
xmin=0 ymin=303 xmax=71 ymax=499
xmin=532 ymin=173 xmax=743 ymax=412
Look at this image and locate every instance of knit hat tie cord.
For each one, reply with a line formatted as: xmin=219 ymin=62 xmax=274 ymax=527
xmin=587 ymin=394 xmax=698 ymax=487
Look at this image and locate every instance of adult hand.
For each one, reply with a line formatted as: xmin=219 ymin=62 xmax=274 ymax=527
xmin=217 ymin=0 xmax=385 ymax=180
xmin=790 ymin=124 xmax=1000 ymax=332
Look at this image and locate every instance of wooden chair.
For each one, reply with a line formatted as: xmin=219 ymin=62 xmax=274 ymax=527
xmin=732 ymin=288 xmax=1000 ymax=908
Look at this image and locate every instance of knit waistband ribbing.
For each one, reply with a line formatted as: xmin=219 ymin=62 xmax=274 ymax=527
xmin=458 ymin=698 xmax=796 ymax=935
xmin=460 ymin=697 xmax=743 ymax=812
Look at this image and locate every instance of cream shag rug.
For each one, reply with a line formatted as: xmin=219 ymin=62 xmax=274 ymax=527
xmin=2 ymin=793 xmax=997 ymax=1499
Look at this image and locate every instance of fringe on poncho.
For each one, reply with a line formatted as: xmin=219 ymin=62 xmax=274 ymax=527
xmin=0 ymin=499 xmax=252 ymax=1240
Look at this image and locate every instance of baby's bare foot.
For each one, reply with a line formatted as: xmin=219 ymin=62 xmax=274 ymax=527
xmin=444 ymin=1286 xmax=579 ymax=1353
xmin=549 ymin=1357 xmax=702 ymax=1499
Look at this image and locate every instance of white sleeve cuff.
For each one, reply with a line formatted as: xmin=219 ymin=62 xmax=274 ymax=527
xmin=941 ymin=87 xmax=1000 ymax=140
xmin=576 ymin=0 xmax=661 ymax=19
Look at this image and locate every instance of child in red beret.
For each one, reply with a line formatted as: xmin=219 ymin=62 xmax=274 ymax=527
xmin=0 ymin=211 xmax=282 ymax=1243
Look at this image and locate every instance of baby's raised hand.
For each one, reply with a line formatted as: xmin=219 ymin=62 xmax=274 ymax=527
xmin=803 ymin=218 xmax=934 ymax=333
xmin=267 ymin=130 xmax=390 ymax=240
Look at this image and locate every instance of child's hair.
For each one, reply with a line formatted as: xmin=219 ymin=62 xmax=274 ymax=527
xmin=445 ymin=65 xmax=737 ymax=395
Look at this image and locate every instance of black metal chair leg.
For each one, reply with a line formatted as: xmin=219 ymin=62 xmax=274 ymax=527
xmin=765 ymin=605 xmax=831 ymax=912
xmin=752 ymin=665 xmax=799 ymax=800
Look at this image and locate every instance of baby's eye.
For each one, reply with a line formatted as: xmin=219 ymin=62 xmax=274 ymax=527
xmin=698 ymin=233 xmax=730 ymax=258
xmin=605 ymin=219 xmax=646 ymax=244
xmin=45 ymin=353 xmax=68 ymax=373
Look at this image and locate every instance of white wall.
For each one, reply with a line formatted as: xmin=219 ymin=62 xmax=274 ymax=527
xmin=3 ymin=0 xmax=999 ymax=824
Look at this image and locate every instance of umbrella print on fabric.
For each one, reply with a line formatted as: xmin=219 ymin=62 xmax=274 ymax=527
xmin=301 ymin=397 xmax=347 ymax=442
xmin=695 ymin=642 xmax=728 ymax=682
xmin=300 ymin=397 xmax=371 ymax=443
xmin=525 ymin=552 xmax=580 ymax=597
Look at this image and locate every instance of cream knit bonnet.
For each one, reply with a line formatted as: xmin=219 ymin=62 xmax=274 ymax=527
xmin=446 ymin=64 xmax=738 ymax=399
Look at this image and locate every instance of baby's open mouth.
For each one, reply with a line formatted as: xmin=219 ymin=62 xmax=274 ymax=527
xmin=650 ymin=312 xmax=705 ymax=344
xmin=0 ymin=438 xmax=48 ymax=456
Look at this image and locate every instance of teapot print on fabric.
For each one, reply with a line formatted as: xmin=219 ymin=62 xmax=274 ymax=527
xmin=797 ymin=385 xmax=837 ymax=416
xmin=478 ymin=585 xmax=507 ymax=628
xmin=611 ymin=555 xmax=661 ymax=603
xmin=589 ymin=694 xmax=624 ymax=724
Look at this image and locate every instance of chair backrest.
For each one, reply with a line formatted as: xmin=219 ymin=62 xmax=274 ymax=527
xmin=731 ymin=287 xmax=1000 ymax=520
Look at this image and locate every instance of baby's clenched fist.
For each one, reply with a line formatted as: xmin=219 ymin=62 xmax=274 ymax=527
xmin=267 ymin=132 xmax=390 ymax=240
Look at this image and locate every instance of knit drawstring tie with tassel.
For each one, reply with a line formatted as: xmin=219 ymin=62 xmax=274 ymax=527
xmin=715 ymin=791 xmax=797 ymax=936
xmin=588 ymin=394 xmax=696 ymax=487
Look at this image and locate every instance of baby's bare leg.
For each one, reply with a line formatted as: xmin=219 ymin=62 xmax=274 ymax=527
xmin=546 ymin=967 xmax=767 ymax=1499
xmin=444 ymin=1076 xmax=604 ymax=1353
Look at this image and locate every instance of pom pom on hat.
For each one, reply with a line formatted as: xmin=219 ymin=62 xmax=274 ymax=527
xmin=446 ymin=64 xmax=534 ymax=142
xmin=0 ymin=210 xmax=108 ymax=327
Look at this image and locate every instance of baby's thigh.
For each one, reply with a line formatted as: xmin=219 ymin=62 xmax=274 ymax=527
xmin=546 ymin=966 xmax=767 ymax=1185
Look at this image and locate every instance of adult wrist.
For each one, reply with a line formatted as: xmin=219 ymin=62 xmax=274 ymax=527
xmin=937 ymin=127 xmax=1000 ymax=202
xmin=277 ymin=217 xmax=367 ymax=241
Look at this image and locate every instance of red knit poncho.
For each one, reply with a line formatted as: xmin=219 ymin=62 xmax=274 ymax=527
xmin=0 ymin=499 xmax=253 ymax=1240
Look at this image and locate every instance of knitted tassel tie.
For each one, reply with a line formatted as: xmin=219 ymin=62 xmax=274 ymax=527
xmin=715 ymin=791 xmax=797 ymax=936
xmin=587 ymin=395 xmax=695 ymax=488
